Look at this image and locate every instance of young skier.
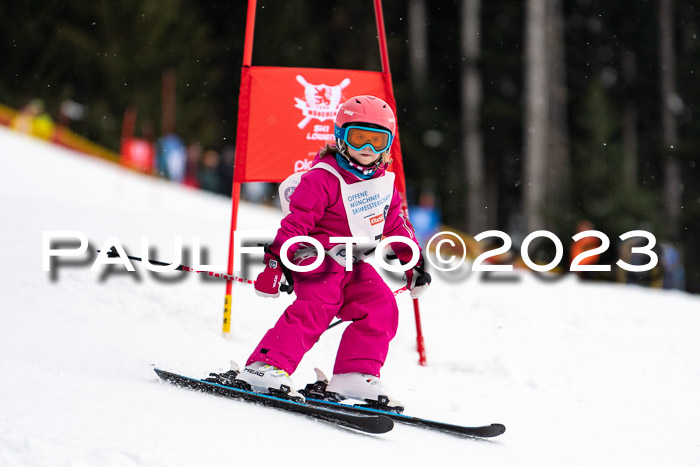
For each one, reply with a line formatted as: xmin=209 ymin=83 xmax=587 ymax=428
xmin=235 ymin=95 xmax=431 ymax=409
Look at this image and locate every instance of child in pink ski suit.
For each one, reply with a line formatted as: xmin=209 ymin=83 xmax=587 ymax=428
xmin=236 ymin=95 xmax=431 ymax=407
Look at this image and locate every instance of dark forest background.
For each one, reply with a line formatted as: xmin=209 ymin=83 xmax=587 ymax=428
xmin=1 ymin=0 xmax=698 ymax=291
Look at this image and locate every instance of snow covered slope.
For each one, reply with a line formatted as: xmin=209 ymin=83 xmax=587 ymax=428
xmin=1 ymin=126 xmax=699 ymax=466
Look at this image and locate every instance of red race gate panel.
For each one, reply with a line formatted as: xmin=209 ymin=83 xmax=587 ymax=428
xmin=235 ymin=66 xmax=393 ymax=183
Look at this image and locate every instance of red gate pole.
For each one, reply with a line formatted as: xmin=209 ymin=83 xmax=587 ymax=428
xmin=222 ymin=0 xmax=257 ymax=336
xmin=242 ymin=0 xmax=257 ymax=66
xmin=374 ymin=0 xmax=427 ymax=366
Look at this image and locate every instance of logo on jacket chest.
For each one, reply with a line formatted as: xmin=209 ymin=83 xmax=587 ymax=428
xmin=370 ymin=214 xmax=385 ymax=226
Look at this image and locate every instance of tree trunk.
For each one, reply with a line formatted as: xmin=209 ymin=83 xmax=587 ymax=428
xmin=621 ymin=49 xmax=639 ymax=190
xmin=545 ymin=0 xmax=570 ymax=225
xmin=524 ymin=0 xmax=549 ymax=233
xmin=461 ymin=0 xmax=486 ymax=233
xmin=408 ymin=0 xmax=429 ymax=93
xmin=161 ymin=69 xmax=176 ymax=135
xmin=658 ymin=0 xmax=681 ymax=242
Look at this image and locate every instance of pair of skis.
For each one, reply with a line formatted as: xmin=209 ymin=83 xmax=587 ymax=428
xmin=154 ymin=368 xmax=505 ymax=438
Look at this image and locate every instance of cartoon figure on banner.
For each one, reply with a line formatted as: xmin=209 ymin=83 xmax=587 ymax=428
xmin=294 ymin=75 xmax=350 ymax=129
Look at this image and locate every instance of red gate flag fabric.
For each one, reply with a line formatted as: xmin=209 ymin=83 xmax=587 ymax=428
xmin=235 ymin=66 xmax=402 ymax=183
xmin=120 ymin=138 xmax=154 ymax=173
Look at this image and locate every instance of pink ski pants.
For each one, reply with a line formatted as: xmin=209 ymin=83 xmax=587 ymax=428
xmin=246 ymin=255 xmax=399 ymax=377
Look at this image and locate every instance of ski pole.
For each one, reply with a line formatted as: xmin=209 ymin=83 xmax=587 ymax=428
xmin=99 ymin=248 xmax=409 ymax=312
xmin=97 ymin=247 xmax=258 ymax=287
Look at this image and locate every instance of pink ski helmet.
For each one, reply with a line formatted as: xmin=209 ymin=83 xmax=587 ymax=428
xmin=335 ymin=95 xmax=396 ymax=135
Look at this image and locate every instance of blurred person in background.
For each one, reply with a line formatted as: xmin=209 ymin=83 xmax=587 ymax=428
xmin=408 ymin=190 xmax=441 ymax=247
xmin=217 ymin=145 xmax=236 ymax=196
xmin=198 ymin=149 xmax=221 ymax=193
xmin=156 ymin=133 xmax=187 ymax=182
xmin=659 ymin=242 xmax=685 ymax=290
xmin=569 ymin=220 xmax=602 ymax=280
xmin=184 ymin=142 xmax=202 ymax=188
xmin=616 ymin=236 xmax=664 ymax=288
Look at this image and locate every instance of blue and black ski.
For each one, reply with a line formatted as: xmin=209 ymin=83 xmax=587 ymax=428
xmin=204 ymin=368 xmax=505 ymax=438
xmin=153 ymin=368 xmax=393 ymax=434
xmin=297 ymin=370 xmax=506 ymax=438
xmin=304 ymin=397 xmax=505 ymax=438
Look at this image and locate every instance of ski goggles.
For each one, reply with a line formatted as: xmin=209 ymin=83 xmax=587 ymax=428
xmin=335 ymin=125 xmax=394 ymax=154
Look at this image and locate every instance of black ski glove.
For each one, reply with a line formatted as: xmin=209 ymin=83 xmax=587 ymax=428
xmin=404 ymin=256 xmax=431 ymax=298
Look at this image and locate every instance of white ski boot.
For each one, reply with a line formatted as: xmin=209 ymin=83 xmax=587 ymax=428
xmin=326 ymin=372 xmax=404 ymax=412
xmin=235 ymin=361 xmax=305 ymax=402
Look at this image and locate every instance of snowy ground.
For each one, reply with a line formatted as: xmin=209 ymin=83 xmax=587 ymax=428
xmin=1 ymin=125 xmax=699 ymax=466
